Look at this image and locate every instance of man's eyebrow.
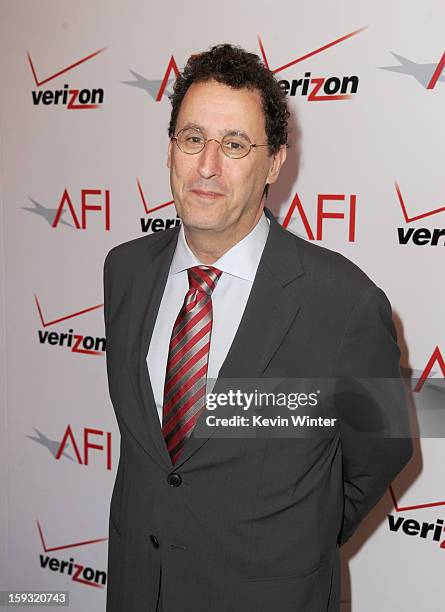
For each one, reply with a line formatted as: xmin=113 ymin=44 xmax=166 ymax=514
xmin=180 ymin=122 xmax=251 ymax=138
xmin=223 ymin=129 xmax=251 ymax=139
xmin=181 ymin=122 xmax=205 ymax=131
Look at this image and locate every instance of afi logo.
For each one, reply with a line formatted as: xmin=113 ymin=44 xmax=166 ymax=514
xmin=28 ymin=426 xmax=112 ymax=470
xmin=56 ymin=425 xmax=112 ymax=471
xmin=414 ymin=346 xmax=445 ymax=392
xmin=24 ymin=189 xmax=111 ymax=230
xmin=122 ymin=56 xmax=180 ymax=101
xmin=380 ymin=50 xmax=445 ymax=90
xmin=52 ymin=188 xmax=111 ymax=230
xmin=28 ymin=47 xmax=106 ymax=109
xmin=283 ymin=192 xmax=357 ymax=241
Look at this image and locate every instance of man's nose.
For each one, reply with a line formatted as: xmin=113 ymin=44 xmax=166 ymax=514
xmin=197 ymin=139 xmax=223 ymax=178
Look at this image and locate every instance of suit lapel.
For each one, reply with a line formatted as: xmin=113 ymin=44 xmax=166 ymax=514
xmin=125 ymin=228 xmax=180 ymax=469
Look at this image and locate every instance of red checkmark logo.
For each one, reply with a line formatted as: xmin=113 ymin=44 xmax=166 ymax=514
xmin=37 ymin=519 xmax=108 ymax=552
xmin=395 ymin=182 xmax=445 ymax=223
xmin=137 ymin=178 xmax=174 ymax=214
xmin=34 ymin=295 xmax=103 ymax=327
xmin=257 ymin=26 xmax=367 ymax=74
xmin=27 ymin=47 xmax=107 ymax=87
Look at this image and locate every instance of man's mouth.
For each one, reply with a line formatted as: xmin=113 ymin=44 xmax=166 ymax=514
xmin=190 ymin=189 xmax=225 ymax=200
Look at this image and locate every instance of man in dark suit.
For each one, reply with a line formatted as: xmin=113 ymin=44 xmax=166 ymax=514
xmin=104 ymin=44 xmax=412 ymax=611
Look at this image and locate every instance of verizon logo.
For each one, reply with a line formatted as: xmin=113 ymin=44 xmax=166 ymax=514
xmin=388 ymin=514 xmax=445 ymax=549
xmin=278 ymin=72 xmax=358 ymax=100
xmin=32 ymin=84 xmax=104 ymax=109
xmin=37 ymin=520 xmax=107 ymax=588
xmin=35 ymin=296 xmax=105 ymax=356
xmin=39 ymin=554 xmax=106 ymax=587
xmin=27 ymin=47 xmax=106 ymax=110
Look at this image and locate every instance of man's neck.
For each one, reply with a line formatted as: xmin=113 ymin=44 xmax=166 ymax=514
xmin=183 ymin=206 xmax=265 ymax=264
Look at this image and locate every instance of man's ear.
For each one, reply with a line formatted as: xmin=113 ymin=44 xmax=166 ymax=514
xmin=266 ymin=144 xmax=287 ymax=186
xmin=167 ymin=140 xmax=172 ymax=169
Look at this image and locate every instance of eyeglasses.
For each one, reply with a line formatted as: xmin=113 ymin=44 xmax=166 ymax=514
xmin=171 ymin=127 xmax=269 ymax=159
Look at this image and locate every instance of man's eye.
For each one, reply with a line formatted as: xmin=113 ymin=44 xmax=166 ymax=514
xmin=226 ymin=141 xmax=246 ymax=150
xmin=186 ymin=136 xmax=204 ymax=144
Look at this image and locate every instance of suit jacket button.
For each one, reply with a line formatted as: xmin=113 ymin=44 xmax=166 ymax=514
xmin=167 ymin=473 xmax=182 ymax=487
xmin=149 ymin=535 xmax=160 ymax=549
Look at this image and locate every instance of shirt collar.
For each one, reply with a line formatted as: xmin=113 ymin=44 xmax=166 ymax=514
xmin=170 ymin=212 xmax=270 ymax=281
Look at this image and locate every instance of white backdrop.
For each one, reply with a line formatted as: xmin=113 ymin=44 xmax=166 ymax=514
xmin=0 ymin=0 xmax=444 ymax=610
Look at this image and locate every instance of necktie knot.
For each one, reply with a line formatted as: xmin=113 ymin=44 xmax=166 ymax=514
xmin=187 ymin=265 xmax=222 ymax=296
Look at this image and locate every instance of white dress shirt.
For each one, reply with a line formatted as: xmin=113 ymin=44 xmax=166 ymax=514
xmin=146 ymin=212 xmax=270 ymax=424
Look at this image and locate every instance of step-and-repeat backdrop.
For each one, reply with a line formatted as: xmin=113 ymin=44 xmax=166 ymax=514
xmin=0 ymin=1 xmax=444 ymax=610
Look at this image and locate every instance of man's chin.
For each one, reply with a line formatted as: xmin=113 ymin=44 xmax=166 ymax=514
xmin=179 ymin=205 xmax=227 ymax=232
xmin=182 ymin=217 xmax=224 ymax=232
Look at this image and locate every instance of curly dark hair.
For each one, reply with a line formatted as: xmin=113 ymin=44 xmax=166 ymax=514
xmin=168 ymin=43 xmax=290 ymax=156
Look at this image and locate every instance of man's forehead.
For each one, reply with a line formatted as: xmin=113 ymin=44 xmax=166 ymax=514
xmin=177 ymin=81 xmax=265 ymax=133
xmin=183 ymin=81 xmax=262 ymax=105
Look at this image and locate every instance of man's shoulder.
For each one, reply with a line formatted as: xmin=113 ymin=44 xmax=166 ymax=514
xmin=284 ymin=228 xmax=378 ymax=303
xmin=104 ymin=227 xmax=177 ymax=271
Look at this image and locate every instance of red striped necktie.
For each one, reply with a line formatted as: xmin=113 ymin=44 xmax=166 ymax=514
xmin=162 ymin=265 xmax=223 ymax=464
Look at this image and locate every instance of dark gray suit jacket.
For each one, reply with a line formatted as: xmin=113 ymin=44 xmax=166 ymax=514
xmin=103 ymin=206 xmax=412 ymax=612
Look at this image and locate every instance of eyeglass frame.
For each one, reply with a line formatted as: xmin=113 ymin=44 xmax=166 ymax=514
xmin=171 ymin=126 xmax=270 ymax=159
